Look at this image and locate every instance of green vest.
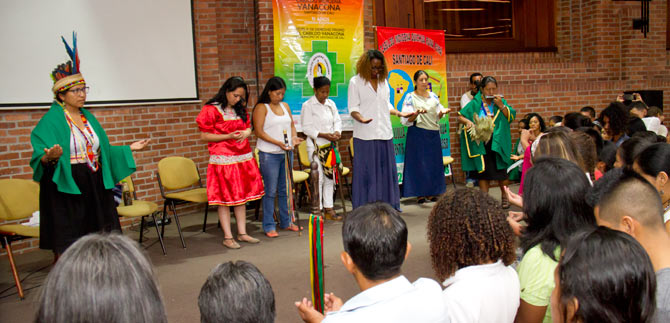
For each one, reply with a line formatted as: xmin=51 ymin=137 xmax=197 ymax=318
xmin=459 ymin=92 xmax=516 ymax=173
xmin=30 ymin=101 xmax=136 ymax=194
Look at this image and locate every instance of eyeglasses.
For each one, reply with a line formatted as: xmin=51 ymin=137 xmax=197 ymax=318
xmin=68 ymin=86 xmax=90 ymax=95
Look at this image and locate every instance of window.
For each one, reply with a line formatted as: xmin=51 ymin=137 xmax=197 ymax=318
xmin=424 ymin=0 xmax=514 ymax=39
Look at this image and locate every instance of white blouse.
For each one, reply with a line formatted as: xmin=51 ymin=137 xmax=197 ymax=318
xmin=347 ymin=75 xmax=394 ymax=141
xmin=301 ymin=96 xmax=342 ymax=151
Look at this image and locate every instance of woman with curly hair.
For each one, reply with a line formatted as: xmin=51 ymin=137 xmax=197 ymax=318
xmin=428 ymin=188 xmax=519 ymax=322
xmin=599 ymin=102 xmax=629 ymax=146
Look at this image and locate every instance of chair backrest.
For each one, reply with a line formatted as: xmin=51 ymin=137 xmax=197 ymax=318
xmin=297 ymin=141 xmax=311 ymax=168
xmin=349 ymin=137 xmax=354 ymax=158
xmin=157 ymin=156 xmax=201 ymax=190
xmin=253 ymin=147 xmax=260 ymax=168
xmin=120 ymin=176 xmax=135 ymax=193
xmin=0 ymin=179 xmax=40 ymax=221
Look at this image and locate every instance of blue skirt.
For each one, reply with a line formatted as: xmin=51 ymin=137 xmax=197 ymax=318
xmin=352 ymin=138 xmax=401 ymax=211
xmin=402 ymin=126 xmax=446 ymax=198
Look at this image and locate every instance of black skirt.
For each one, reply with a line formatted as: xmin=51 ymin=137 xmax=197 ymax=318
xmin=39 ymin=163 xmax=121 ymax=253
xmin=471 ymin=139 xmax=509 ymax=181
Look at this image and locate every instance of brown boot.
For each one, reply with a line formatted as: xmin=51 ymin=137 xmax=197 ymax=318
xmin=324 ymin=208 xmax=342 ymax=221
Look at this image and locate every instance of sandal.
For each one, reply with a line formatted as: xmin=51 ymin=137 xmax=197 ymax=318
xmin=324 ymin=208 xmax=343 ymax=222
xmin=223 ymin=238 xmax=241 ymax=249
xmin=265 ymin=230 xmax=279 ymax=238
xmin=429 ymin=196 xmax=438 ymax=202
xmin=282 ymin=224 xmax=303 ymax=232
xmin=417 ymin=197 xmax=426 ymax=204
xmin=237 ymin=234 xmax=260 ymax=244
xmin=501 ymin=194 xmax=510 ymax=209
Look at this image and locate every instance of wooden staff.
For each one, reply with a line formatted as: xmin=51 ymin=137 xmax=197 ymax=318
xmin=283 ymin=130 xmax=301 ymax=235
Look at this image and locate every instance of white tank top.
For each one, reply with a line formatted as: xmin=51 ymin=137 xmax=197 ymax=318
xmin=256 ymin=103 xmax=293 ymax=154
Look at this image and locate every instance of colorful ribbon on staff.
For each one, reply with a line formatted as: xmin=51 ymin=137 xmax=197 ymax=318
xmin=309 ymin=214 xmax=325 ymax=313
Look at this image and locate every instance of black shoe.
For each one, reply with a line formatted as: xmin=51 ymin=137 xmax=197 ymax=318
xmin=417 ymin=197 xmax=426 ymax=204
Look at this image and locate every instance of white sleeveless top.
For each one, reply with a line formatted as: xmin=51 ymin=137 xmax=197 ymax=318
xmin=256 ymin=103 xmax=293 ymax=154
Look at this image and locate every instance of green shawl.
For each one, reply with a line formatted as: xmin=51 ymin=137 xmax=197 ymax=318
xmin=459 ymin=92 xmax=516 ymax=173
xmin=30 ymin=101 xmax=136 ymax=194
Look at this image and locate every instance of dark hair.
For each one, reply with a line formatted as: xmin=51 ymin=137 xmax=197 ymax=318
xmin=599 ymin=102 xmax=628 ymax=137
xmin=629 ymin=100 xmax=648 ymax=112
xmin=518 ymin=118 xmax=529 ymax=130
xmin=313 ymin=76 xmax=331 ymax=90
xmin=557 ymin=227 xmax=656 ymax=323
xmin=522 ymin=158 xmax=596 ymax=260
xmin=576 ymin=127 xmax=604 ymax=156
xmin=598 ymin=171 xmax=664 ymax=228
xmin=525 ymin=112 xmax=547 ymax=133
xmin=469 ymin=72 xmax=483 ymax=85
xmin=356 ymin=49 xmax=388 ymax=82
xmin=549 ymin=115 xmax=563 ymax=125
xmin=586 ymin=167 xmax=624 ymax=208
xmin=617 ymin=136 xmax=655 ymax=168
xmin=342 ymin=202 xmax=407 ymax=280
xmin=563 ymin=112 xmax=592 ymax=130
xmin=413 ymin=70 xmax=428 ymax=82
xmin=632 ymin=130 xmax=662 ymax=143
xmin=636 ymin=143 xmax=670 ymax=178
xmin=598 ymin=140 xmax=618 ymax=172
xmin=478 ymin=76 xmax=497 ymax=91
xmin=580 ymin=106 xmax=596 ymax=118
xmin=428 ymin=188 xmax=516 ymax=281
xmin=647 ymin=106 xmax=662 ymax=118
xmin=198 ymin=261 xmax=275 ymax=323
xmin=207 ymin=76 xmax=249 ymax=123
xmin=257 ymin=76 xmax=286 ymax=105
xmin=569 ymin=131 xmax=597 ymax=176
xmin=35 ymin=234 xmax=167 ymax=323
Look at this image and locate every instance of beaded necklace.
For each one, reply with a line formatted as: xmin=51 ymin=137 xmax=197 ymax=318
xmin=62 ymin=105 xmax=99 ymax=171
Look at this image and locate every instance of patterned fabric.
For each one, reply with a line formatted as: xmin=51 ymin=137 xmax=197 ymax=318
xmin=208 ymin=152 xmax=253 ymax=165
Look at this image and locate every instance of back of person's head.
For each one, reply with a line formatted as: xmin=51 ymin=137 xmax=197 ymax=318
xmin=580 ymin=106 xmax=596 ymax=119
xmin=35 ymin=234 xmax=167 ymax=323
xmin=258 ymin=76 xmax=286 ymax=104
xmin=549 ymin=115 xmax=563 ymax=126
xmin=198 ymin=261 xmax=275 ymax=323
xmin=534 ymin=131 xmax=584 ymax=172
xmin=632 ymin=130 xmax=663 ymax=143
xmin=576 ymin=127 xmax=604 ymax=156
xmin=629 ymin=101 xmax=648 ymax=116
xmin=586 ymin=167 xmax=624 ymax=208
xmin=563 ymin=112 xmax=592 ymax=130
xmin=555 ymin=227 xmax=656 ymax=323
xmin=427 ymin=188 xmax=516 ymax=281
xmin=599 ymin=102 xmax=628 ymax=136
xmin=597 ymin=171 xmax=664 ymax=230
xmin=635 ymin=143 xmax=670 ymax=179
xmin=343 ymin=202 xmax=407 ymax=280
xmin=569 ymin=131 xmax=597 ymax=175
xmin=598 ymin=140 xmax=618 ymax=173
xmin=616 ymin=136 xmax=655 ymax=168
xmin=647 ymin=106 xmax=662 ymax=118
xmin=522 ymin=158 xmax=595 ymax=260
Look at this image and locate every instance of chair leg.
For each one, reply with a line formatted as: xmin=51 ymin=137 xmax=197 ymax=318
xmin=450 ymin=165 xmax=457 ymax=190
xmin=3 ymin=236 xmax=24 ymax=299
xmin=202 ymin=204 xmax=208 ymax=232
xmin=150 ymin=212 xmax=167 ymax=255
xmin=254 ymin=200 xmax=261 ymax=222
xmin=337 ymin=177 xmax=348 ymax=217
xmin=171 ymin=200 xmax=186 ymax=248
xmin=139 ymin=216 xmax=145 ymax=243
xmin=161 ymin=202 xmax=168 ymax=237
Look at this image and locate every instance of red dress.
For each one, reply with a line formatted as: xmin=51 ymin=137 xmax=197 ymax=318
xmin=196 ymin=104 xmax=264 ymax=206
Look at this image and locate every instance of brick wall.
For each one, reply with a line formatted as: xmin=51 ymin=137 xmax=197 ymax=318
xmin=2 ymin=0 xmax=669 ymax=255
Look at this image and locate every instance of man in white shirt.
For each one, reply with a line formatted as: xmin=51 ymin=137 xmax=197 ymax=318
xmin=295 ymin=202 xmax=449 ymax=323
xmin=460 ymin=72 xmax=482 ymax=187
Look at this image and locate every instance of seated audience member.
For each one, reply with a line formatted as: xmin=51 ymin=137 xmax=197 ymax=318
xmin=295 ymin=202 xmax=448 ymax=323
xmin=644 ymin=106 xmax=668 ymax=137
xmin=628 ymin=101 xmax=649 ymax=137
xmin=594 ymin=140 xmax=617 ymax=180
xmin=562 ymin=112 xmax=591 ymax=130
xmin=428 ymin=188 xmax=519 ymax=322
xmin=613 ymin=136 xmax=655 ymax=168
xmin=199 ymin=261 xmax=275 ymax=323
xmin=515 ymin=158 xmax=596 ymax=323
xmin=579 ymin=106 xmax=596 ymax=123
xmin=548 ymin=115 xmax=563 ymax=128
xmin=595 ymin=172 xmax=670 ymax=322
xmin=599 ymin=102 xmax=629 ymax=146
xmin=551 ymin=227 xmax=656 ymax=323
xmin=634 ymin=143 xmax=670 ymax=234
xmin=569 ymin=131 xmax=597 ymax=183
xmin=35 ymin=233 xmax=167 ymax=323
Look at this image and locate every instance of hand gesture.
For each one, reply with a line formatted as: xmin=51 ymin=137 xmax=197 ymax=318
xmin=438 ymin=108 xmax=451 ymax=119
xmin=633 ymin=93 xmax=644 ymax=103
xmin=43 ymin=144 xmax=63 ymax=163
xmin=332 ymin=132 xmax=341 ymax=141
xmin=398 ymin=111 xmax=417 ymax=118
xmin=130 ymin=139 xmax=150 ymax=151
xmin=507 ymin=216 xmax=525 ymax=237
xmin=493 ymin=95 xmax=504 ymax=109
xmin=465 ymin=120 xmax=475 ymax=130
xmin=324 ymin=292 xmax=343 ymax=312
xmin=510 ymin=154 xmax=523 ymax=161
xmin=508 ymin=210 xmax=525 ymax=221
xmin=616 ymin=94 xmax=624 ymax=103
xmin=520 ymin=129 xmax=531 ymax=143
xmin=294 ymin=298 xmax=325 ymax=323
xmin=502 ymin=186 xmax=523 ymax=208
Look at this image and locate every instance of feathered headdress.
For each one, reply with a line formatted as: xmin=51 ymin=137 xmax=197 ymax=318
xmin=51 ymin=32 xmax=85 ymax=94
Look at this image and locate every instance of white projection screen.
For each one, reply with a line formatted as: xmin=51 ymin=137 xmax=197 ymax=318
xmin=0 ymin=0 xmax=198 ymax=109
